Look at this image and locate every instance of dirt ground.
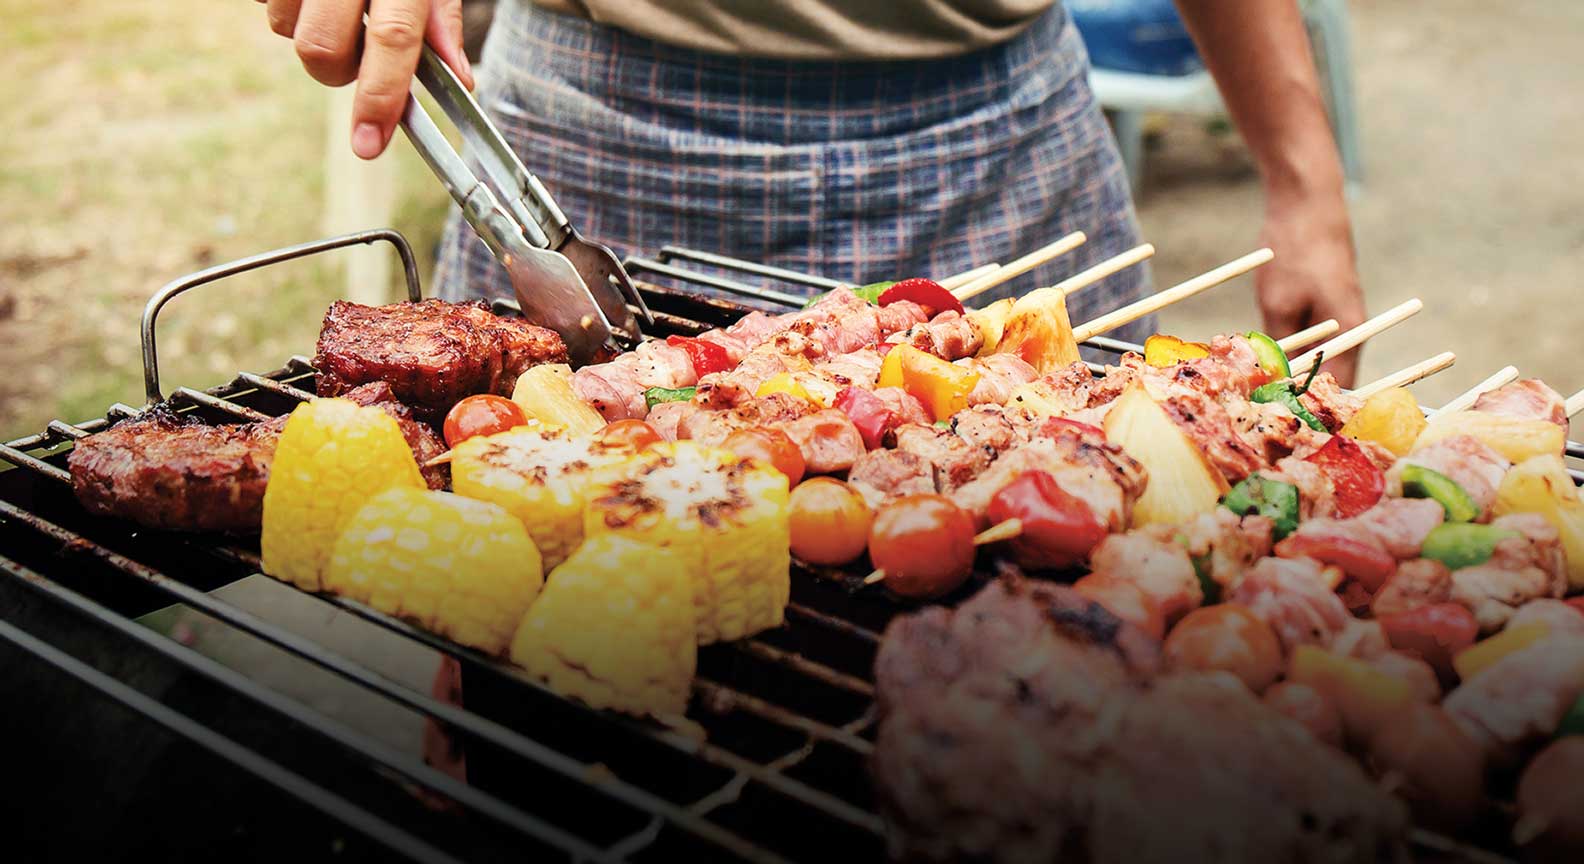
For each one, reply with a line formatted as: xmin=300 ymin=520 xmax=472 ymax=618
xmin=2 ymin=1 xmax=1581 ymax=441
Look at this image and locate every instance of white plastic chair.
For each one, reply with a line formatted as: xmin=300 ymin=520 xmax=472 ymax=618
xmin=1090 ymin=0 xmax=1363 ymax=194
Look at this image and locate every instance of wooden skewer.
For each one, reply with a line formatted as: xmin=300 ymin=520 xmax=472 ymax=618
xmin=863 ymin=569 xmax=887 ymax=585
xmin=1049 ymin=243 xmax=1156 ymax=299
xmin=425 ymin=452 xmax=454 ymax=467
xmin=1565 ymin=387 xmax=1584 ymax=419
xmin=866 ymin=518 xmax=1028 ymax=585
xmin=1277 ymin=319 xmax=1339 ymax=354
xmin=938 ymin=262 xmax=1000 ymax=292
xmin=1287 ymin=298 xmax=1424 ymax=378
xmin=1438 ymin=366 xmax=1519 ymax=413
xmin=1352 ymin=352 xmax=1457 ymax=400
xmin=1072 ymin=248 xmax=1275 ymax=342
xmin=952 ymin=231 xmax=1087 ymax=303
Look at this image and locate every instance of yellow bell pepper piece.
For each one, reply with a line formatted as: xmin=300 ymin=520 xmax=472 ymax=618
xmin=876 ymin=346 xmax=906 ymax=389
xmin=886 ymin=344 xmax=980 ymax=421
xmin=754 ymin=371 xmax=817 ymax=404
xmin=1288 ymin=645 xmax=1418 ymax=743
xmin=1453 ymin=623 xmax=1550 ymax=682
xmin=1143 ymin=334 xmax=1212 ymax=367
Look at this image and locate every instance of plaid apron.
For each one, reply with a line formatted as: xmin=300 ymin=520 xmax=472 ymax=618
xmin=433 ymin=1 xmax=1155 ymax=344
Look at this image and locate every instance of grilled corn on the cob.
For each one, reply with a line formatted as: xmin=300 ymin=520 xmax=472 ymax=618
xmin=511 ymin=533 xmax=696 ymax=717
xmin=584 ymin=441 xmax=790 ymax=644
xmin=450 ymin=426 xmax=634 ymax=569
xmin=260 ymin=398 xmax=425 ymax=591
xmin=325 ymin=488 xmax=544 ymax=655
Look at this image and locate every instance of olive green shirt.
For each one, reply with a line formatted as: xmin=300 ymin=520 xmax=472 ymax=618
xmin=530 ymin=0 xmax=1057 ymax=60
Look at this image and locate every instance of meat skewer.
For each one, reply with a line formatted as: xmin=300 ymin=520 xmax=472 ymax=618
xmin=1072 ymin=248 xmax=1276 ymax=342
xmin=1354 ymin=352 xmax=1458 ymax=399
xmin=950 ymin=230 xmax=1088 ymax=302
xmin=1287 ymin=298 xmax=1424 ymax=378
xmin=1435 ymin=366 xmax=1520 ymax=413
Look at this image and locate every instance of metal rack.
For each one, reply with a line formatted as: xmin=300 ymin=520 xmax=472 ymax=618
xmin=0 ymin=230 xmax=1565 ymax=862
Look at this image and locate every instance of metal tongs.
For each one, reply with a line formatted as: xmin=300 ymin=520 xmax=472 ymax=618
xmin=398 ymin=45 xmax=650 ymax=365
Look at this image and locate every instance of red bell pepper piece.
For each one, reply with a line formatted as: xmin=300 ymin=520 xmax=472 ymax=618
xmin=1566 ymin=597 xmax=1584 ymax=618
xmin=1275 ymin=532 xmax=1398 ymax=592
xmin=834 ymin=386 xmax=899 ymax=450
xmin=877 ymin=277 xmax=964 ymax=316
xmin=986 ymin=471 xmax=1109 ymax=571
xmin=1378 ymin=602 xmax=1479 ymax=682
xmin=1304 ymin=435 xmax=1385 ymax=518
xmin=665 ymin=335 xmax=733 ymax=377
xmin=1038 ymin=417 xmax=1106 ymax=441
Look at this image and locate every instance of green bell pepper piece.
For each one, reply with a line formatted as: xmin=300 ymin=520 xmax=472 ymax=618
xmin=1420 ymin=522 xmax=1520 ymax=571
xmin=1245 ymin=330 xmax=1291 ymax=379
xmin=642 ymin=385 xmax=697 ymax=410
xmin=1250 ymin=381 xmax=1327 ymax=432
xmin=802 ymin=281 xmax=894 ymax=309
xmin=1400 ymin=464 xmax=1480 ymax=523
xmin=1221 ymin=474 xmax=1301 ymax=539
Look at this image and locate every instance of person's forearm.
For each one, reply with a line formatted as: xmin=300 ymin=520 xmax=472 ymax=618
xmin=1173 ymin=0 xmax=1345 ymax=205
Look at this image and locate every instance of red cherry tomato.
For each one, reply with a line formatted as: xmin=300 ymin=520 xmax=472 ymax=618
xmin=788 ymin=478 xmax=871 ymax=566
xmin=723 ymin=427 xmax=806 ymax=486
xmin=867 ymin=494 xmax=976 ymax=599
xmin=834 ymin=386 xmax=899 ymax=450
xmin=595 ymin=419 xmax=663 ymax=451
xmin=986 ymin=471 xmax=1108 ymax=571
xmin=1275 ymin=533 xmax=1397 ymax=592
xmin=1304 ymin=435 xmax=1385 ymax=518
xmin=1377 ymin=603 xmax=1479 ymax=682
xmin=877 ymin=277 xmax=964 ymax=316
xmin=665 ymin=335 xmax=733 ymax=377
xmin=442 ymin=395 xmax=527 ymax=448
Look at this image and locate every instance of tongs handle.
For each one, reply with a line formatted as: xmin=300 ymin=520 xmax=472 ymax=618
xmin=412 ymin=45 xmax=571 ymax=250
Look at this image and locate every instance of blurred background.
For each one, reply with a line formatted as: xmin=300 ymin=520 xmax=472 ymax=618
xmin=2 ymin=0 xmax=1581 ymax=444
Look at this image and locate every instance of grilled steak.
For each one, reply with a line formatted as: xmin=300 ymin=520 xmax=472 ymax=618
xmin=314 ymin=299 xmax=568 ymax=418
xmin=873 ymin=573 xmax=1408 ymax=863
xmin=69 ymin=382 xmax=446 ymax=533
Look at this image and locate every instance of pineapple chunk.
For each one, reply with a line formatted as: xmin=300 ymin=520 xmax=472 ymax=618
xmin=1340 ymin=386 xmax=1426 ymax=457
xmin=1413 ymin=409 xmax=1564 ymax=464
xmin=1493 ymin=455 xmax=1584 ymax=589
xmin=967 ymin=297 xmax=1015 ymax=354
xmin=994 ymin=287 xmax=1081 ymax=374
xmin=325 ymin=488 xmax=543 ymax=656
xmin=1289 ymin=645 xmax=1421 ymax=743
xmin=511 ymin=534 xmax=696 ymax=717
xmin=1103 ymin=384 xmax=1227 ymax=527
xmin=1005 ymin=380 xmax=1064 ymax=419
xmin=511 ymin=364 xmax=605 ymax=437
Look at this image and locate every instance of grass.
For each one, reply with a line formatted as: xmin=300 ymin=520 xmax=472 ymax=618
xmin=0 ymin=0 xmax=448 ymax=441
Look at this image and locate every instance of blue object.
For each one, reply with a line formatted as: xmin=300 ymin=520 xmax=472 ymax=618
xmin=1067 ymin=0 xmax=1204 ymax=76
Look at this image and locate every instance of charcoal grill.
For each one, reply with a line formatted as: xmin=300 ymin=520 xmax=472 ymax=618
xmin=0 ymin=229 xmax=1573 ymax=863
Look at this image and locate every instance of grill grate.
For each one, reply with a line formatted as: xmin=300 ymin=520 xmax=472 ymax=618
xmin=1 ymin=230 xmax=1573 ymax=862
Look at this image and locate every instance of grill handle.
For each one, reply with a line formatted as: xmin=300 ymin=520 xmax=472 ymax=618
xmin=140 ymin=229 xmax=421 ymax=404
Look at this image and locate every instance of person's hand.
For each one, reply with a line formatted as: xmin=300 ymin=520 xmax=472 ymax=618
xmin=1255 ymin=194 xmax=1366 ymax=387
xmin=261 ymin=0 xmax=474 ymax=159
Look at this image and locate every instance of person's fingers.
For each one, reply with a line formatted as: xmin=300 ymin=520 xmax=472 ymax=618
xmin=265 ymin=0 xmax=304 ymax=38
xmin=1255 ymin=270 xmax=1310 ymax=342
xmin=352 ymin=0 xmax=431 ymax=159
xmin=293 ymin=0 xmax=366 ymax=87
xmin=426 ymin=0 xmax=474 ymax=90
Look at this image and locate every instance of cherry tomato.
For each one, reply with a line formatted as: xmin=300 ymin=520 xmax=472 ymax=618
xmin=1071 ymin=573 xmax=1166 ymax=640
xmin=442 ymin=395 xmax=527 ymax=448
xmin=1516 ymin=738 xmax=1584 ymax=859
xmin=1377 ymin=602 xmax=1479 ymax=684
xmin=594 ymin=419 xmax=663 ymax=451
xmin=876 ymin=277 xmax=964 ymax=316
xmin=987 ymin=471 xmax=1108 ymax=571
xmin=723 ymin=427 xmax=806 ymax=486
xmin=1369 ymin=703 xmax=1485 ymax=832
xmin=1163 ymin=603 xmax=1283 ymax=692
xmin=788 ymin=478 xmax=871 ymax=567
xmin=1264 ymin=682 xmax=1344 ymax=748
xmin=867 ymin=494 xmax=976 ymax=598
xmin=1304 ymin=435 xmax=1385 ymax=518
xmin=1274 ymin=533 xmax=1397 ymax=592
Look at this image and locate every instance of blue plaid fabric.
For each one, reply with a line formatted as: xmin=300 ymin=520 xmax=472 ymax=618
xmin=433 ymin=1 xmax=1154 ymax=343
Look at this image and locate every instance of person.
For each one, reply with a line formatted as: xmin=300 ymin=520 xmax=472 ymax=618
xmin=261 ymin=0 xmax=1366 ymax=384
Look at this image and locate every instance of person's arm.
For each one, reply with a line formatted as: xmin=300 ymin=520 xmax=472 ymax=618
xmin=262 ymin=0 xmax=472 ymax=160
xmin=1173 ymin=0 xmax=1365 ymax=385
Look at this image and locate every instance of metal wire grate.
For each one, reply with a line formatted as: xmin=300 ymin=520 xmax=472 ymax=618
xmin=0 ymin=230 xmax=1568 ymax=862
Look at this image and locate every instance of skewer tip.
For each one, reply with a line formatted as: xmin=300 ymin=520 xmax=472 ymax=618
xmin=863 ymin=569 xmax=887 ymax=585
